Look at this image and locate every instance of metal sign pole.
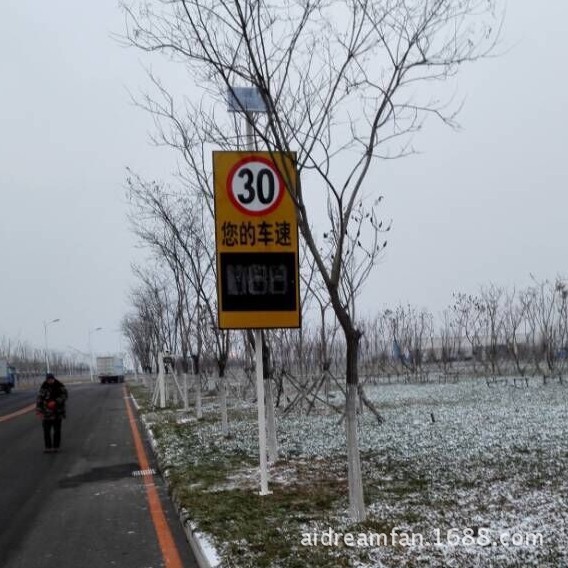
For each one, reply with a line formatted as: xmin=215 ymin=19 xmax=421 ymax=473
xmin=255 ymin=328 xmax=270 ymax=495
xmin=246 ymin=113 xmax=271 ymax=496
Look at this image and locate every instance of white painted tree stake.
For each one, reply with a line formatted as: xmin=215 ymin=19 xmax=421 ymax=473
xmin=266 ymin=376 xmax=278 ymax=463
xmin=158 ymin=352 xmax=166 ymax=408
xmin=183 ymin=372 xmax=189 ymax=411
xmin=220 ymin=376 xmax=229 ymax=437
xmin=195 ymin=371 xmax=203 ymax=420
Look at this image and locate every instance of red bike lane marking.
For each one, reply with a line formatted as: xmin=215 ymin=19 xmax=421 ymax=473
xmin=124 ymin=386 xmax=184 ymax=568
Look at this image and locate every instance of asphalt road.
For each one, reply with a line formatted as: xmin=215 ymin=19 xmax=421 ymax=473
xmin=0 ymin=380 xmax=198 ymax=568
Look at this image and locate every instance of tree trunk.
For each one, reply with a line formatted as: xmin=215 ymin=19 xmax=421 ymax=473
xmin=193 ymin=355 xmax=203 ymax=420
xmin=345 ymin=330 xmax=366 ymax=522
xmin=182 ymin=373 xmax=189 ymax=410
xmin=220 ymin=376 xmax=229 ymax=437
xmin=265 ymin=376 xmax=278 ymax=463
xmin=262 ymin=331 xmax=278 ymax=463
xmin=218 ymin=360 xmax=229 ymax=437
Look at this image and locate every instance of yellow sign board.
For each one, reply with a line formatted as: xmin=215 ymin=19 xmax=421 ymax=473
xmin=213 ymin=151 xmax=300 ymax=329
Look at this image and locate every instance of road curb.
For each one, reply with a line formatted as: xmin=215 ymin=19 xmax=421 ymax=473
xmin=129 ymin=394 xmax=221 ymax=568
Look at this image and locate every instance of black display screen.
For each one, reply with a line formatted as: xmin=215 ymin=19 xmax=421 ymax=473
xmin=220 ymin=252 xmax=297 ymax=311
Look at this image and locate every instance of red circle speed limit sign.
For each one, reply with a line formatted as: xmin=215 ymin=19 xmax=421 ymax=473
xmin=227 ymin=156 xmax=285 ymax=216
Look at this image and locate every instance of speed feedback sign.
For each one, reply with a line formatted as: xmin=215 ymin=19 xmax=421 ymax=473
xmin=213 ymin=151 xmax=300 ymax=329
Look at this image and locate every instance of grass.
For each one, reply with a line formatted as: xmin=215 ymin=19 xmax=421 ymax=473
xmin=148 ymin=414 xmax=352 ymax=567
xmin=129 ymin=378 xmax=568 ymax=567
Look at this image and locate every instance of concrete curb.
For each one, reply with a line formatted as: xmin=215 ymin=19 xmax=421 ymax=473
xmin=129 ymin=394 xmax=221 ymax=568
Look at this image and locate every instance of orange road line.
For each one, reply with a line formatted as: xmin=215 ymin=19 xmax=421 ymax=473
xmin=0 ymin=403 xmax=36 ymax=423
xmin=123 ymin=387 xmax=184 ymax=568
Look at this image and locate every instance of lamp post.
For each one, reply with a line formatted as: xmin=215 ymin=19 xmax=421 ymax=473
xmin=43 ymin=318 xmax=61 ymax=374
xmin=88 ymin=327 xmax=103 ymax=382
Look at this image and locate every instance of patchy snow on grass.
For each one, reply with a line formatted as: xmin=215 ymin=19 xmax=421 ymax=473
xmin=140 ymin=378 xmax=567 ymax=567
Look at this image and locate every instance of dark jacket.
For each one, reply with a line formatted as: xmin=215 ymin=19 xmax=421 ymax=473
xmin=36 ymin=379 xmax=68 ymax=420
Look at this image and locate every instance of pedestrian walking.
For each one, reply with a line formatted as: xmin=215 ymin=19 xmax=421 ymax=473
xmin=36 ymin=373 xmax=68 ymax=453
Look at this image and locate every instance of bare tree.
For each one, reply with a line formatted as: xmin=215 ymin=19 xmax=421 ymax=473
xmin=452 ymin=292 xmax=487 ymax=374
xmin=127 ymin=268 xmax=176 ymax=369
xmin=556 ymin=279 xmax=568 ymax=376
xmin=127 ymin=173 xmax=237 ymax=426
xmin=502 ymin=287 xmax=528 ymax=376
xmin=385 ymin=304 xmax=433 ymax=379
xmin=122 ymin=313 xmax=155 ymax=373
xmin=434 ymin=309 xmax=464 ymax=375
xmin=523 ymin=276 xmax=567 ymax=377
xmin=478 ymin=284 xmax=505 ymax=376
xmin=123 ymin=0 xmax=501 ymax=521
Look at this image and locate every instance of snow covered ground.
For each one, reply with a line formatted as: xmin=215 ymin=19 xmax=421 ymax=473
xmin=136 ymin=376 xmax=567 ymax=567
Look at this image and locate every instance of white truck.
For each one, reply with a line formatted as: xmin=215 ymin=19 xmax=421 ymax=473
xmin=96 ymin=356 xmax=125 ymax=384
xmin=0 ymin=360 xmax=16 ymax=394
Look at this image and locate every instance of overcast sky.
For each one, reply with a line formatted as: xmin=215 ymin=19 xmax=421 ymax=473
xmin=1 ymin=1 xmax=567 ymax=359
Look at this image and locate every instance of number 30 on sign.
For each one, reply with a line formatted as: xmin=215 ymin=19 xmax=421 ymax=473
xmin=227 ymin=156 xmax=285 ymax=216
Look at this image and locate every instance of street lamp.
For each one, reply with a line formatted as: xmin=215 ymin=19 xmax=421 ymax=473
xmin=43 ymin=318 xmax=61 ymax=374
xmin=88 ymin=327 xmax=103 ymax=382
